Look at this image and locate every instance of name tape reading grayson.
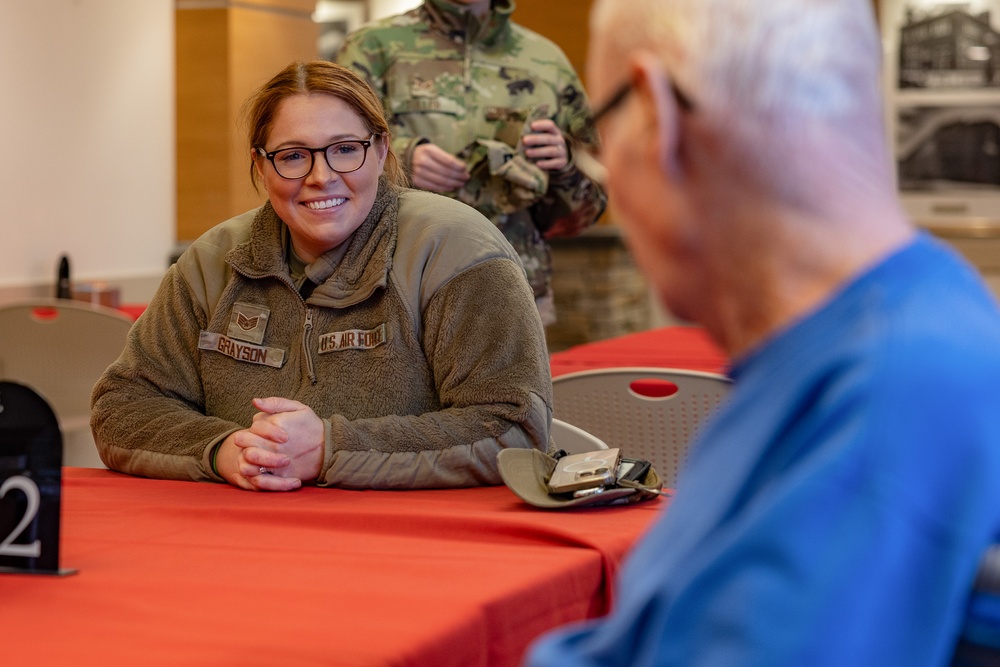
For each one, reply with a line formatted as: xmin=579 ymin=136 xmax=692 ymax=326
xmin=198 ymin=331 xmax=286 ymax=368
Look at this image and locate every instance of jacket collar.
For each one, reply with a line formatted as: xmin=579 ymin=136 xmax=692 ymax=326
xmin=228 ymin=178 xmax=400 ymax=308
xmin=421 ymin=0 xmax=515 ymax=47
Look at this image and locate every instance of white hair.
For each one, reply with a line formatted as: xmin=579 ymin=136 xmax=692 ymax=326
xmin=591 ymin=0 xmax=892 ymax=206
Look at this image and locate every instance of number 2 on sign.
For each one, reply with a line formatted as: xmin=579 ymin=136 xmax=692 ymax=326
xmin=0 ymin=475 xmax=42 ymax=558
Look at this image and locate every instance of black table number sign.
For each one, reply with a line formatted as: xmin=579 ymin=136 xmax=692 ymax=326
xmin=0 ymin=381 xmax=76 ymax=575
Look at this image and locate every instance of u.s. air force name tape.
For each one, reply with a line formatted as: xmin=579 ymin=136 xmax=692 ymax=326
xmin=318 ymin=323 xmax=386 ymax=354
xmin=198 ymin=331 xmax=286 ymax=368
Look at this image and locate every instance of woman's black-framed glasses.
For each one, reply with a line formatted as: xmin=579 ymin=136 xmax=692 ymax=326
xmin=257 ymin=133 xmax=376 ymax=180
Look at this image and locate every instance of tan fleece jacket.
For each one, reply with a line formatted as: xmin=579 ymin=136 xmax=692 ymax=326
xmin=91 ymin=183 xmax=552 ymax=488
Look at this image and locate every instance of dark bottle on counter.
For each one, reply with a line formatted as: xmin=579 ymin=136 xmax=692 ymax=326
xmin=56 ymin=255 xmax=71 ymax=299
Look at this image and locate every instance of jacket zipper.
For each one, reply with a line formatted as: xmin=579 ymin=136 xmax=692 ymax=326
xmin=463 ymin=42 xmax=472 ymax=91
xmin=302 ymin=306 xmax=316 ymax=384
xmin=462 ymin=13 xmax=476 ymax=150
xmin=230 ymin=264 xmax=318 ymax=384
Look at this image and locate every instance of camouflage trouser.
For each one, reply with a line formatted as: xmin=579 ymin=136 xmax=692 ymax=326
xmin=496 ymin=209 xmax=553 ymax=310
xmin=534 ymin=294 xmax=555 ymax=327
xmin=450 ymin=107 xmax=562 ymax=325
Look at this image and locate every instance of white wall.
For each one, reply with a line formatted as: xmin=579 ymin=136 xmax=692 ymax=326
xmin=0 ymin=0 xmax=174 ymax=302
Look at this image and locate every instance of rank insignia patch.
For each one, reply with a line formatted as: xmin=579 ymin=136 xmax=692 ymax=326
xmin=227 ymin=302 xmax=270 ymax=344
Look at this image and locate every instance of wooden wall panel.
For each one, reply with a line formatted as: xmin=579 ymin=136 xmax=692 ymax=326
xmin=513 ymin=0 xmax=592 ymax=87
xmin=228 ymin=7 xmax=319 ymax=219
xmin=176 ymin=9 xmax=231 ymax=243
xmin=175 ymin=1 xmax=318 ymax=242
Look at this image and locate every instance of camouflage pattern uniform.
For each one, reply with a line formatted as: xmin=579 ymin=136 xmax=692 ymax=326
xmin=336 ymin=0 xmax=607 ymax=325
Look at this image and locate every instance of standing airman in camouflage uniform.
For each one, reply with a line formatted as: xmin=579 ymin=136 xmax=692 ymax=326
xmin=336 ymin=0 xmax=607 ymax=325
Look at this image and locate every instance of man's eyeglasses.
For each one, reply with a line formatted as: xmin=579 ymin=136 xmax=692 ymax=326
xmin=574 ymin=76 xmax=696 ymax=187
xmin=584 ymin=77 xmax=695 ymax=136
xmin=257 ymin=134 xmax=376 ymax=180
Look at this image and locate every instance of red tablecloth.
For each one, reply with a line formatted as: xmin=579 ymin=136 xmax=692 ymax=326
xmin=1 ymin=469 xmax=662 ymax=666
xmin=549 ymin=325 xmax=728 ymax=377
xmin=118 ymin=303 xmax=146 ymax=321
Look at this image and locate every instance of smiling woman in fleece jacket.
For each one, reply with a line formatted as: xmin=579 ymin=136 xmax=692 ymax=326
xmin=91 ymin=60 xmax=551 ymax=492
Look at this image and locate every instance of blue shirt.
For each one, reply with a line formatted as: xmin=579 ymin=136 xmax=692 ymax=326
xmin=526 ymin=234 xmax=1000 ymax=666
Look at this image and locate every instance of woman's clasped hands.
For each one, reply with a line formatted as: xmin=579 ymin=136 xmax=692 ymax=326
xmin=216 ymin=397 xmax=325 ymax=491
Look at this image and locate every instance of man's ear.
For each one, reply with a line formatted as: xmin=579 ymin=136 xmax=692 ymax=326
xmin=629 ymin=53 xmax=684 ymax=179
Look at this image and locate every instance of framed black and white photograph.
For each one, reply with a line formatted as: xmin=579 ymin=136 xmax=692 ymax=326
xmin=896 ymin=104 xmax=1000 ymax=192
xmin=896 ymin=2 xmax=1000 ymax=89
xmin=881 ymin=0 xmax=1000 ymax=225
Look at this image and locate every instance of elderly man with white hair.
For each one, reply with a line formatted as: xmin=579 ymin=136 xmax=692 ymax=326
xmin=526 ymin=0 xmax=1000 ymax=665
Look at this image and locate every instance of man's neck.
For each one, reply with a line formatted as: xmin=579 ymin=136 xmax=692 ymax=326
xmin=700 ymin=201 xmax=916 ymax=360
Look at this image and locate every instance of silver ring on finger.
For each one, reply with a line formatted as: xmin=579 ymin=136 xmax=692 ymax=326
xmin=259 ymin=466 xmax=271 ymax=475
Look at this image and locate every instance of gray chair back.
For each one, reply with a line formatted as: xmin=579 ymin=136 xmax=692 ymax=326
xmin=0 ymin=299 xmax=133 ymax=467
xmin=551 ymin=367 xmax=731 ymax=488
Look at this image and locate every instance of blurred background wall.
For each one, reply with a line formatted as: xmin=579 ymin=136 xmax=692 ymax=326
xmin=16 ymin=0 xmax=982 ymax=344
xmin=0 ymin=0 xmax=174 ymax=303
